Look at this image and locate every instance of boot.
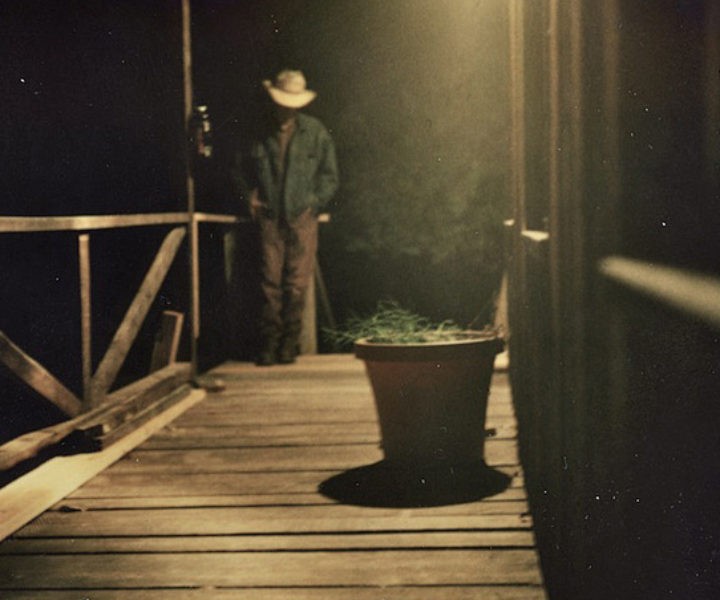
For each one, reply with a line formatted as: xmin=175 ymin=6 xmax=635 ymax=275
xmin=277 ymin=336 xmax=298 ymax=364
xmin=256 ymin=331 xmax=280 ymax=366
xmin=256 ymin=345 xmax=277 ymax=366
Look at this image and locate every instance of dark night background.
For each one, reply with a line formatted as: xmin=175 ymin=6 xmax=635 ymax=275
xmin=0 ymin=1 xmax=510 ymax=440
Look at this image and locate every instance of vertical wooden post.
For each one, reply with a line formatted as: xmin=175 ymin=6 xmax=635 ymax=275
xmin=508 ymin=0 xmax=525 ymax=231
xmin=706 ymin=2 xmax=720 ymax=197
xmin=182 ymin=0 xmax=200 ymax=381
xmin=299 ymin=271 xmax=317 ymax=355
xmin=78 ymin=233 xmax=93 ymax=409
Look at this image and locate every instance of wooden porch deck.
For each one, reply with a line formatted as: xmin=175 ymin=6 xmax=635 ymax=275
xmin=0 ymin=354 xmax=546 ymax=599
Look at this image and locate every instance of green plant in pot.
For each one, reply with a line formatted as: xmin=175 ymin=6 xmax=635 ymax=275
xmin=326 ymin=302 xmax=504 ymax=470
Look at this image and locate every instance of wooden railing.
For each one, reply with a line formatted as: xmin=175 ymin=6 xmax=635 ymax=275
xmin=599 ymin=256 xmax=720 ymax=330
xmin=0 ymin=212 xmax=242 ymax=470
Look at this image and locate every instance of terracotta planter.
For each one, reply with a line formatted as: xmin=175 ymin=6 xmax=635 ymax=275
xmin=355 ymin=332 xmax=504 ymax=468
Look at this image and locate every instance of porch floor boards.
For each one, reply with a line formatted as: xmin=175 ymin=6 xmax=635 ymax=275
xmin=0 ymin=354 xmax=546 ymax=599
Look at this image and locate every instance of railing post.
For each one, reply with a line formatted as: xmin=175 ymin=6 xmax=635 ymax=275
xmin=78 ymin=233 xmax=93 ymax=409
xmin=181 ymin=0 xmax=199 ymax=382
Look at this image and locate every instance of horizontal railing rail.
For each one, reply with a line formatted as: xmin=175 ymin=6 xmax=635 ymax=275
xmin=0 ymin=211 xmax=246 ymax=472
xmin=0 ymin=212 xmax=244 ymax=233
xmin=0 ymin=210 xmax=332 ymax=472
xmin=599 ymin=255 xmax=720 ymax=330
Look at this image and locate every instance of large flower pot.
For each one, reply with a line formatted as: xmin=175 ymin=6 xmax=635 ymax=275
xmin=355 ymin=332 xmax=504 ymax=468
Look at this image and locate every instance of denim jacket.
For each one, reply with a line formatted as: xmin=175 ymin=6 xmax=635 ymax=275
xmin=250 ymin=113 xmax=339 ymax=220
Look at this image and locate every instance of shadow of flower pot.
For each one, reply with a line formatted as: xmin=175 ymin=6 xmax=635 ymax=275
xmin=319 ymin=332 xmax=509 ymax=507
xmin=319 ymin=459 xmax=511 ymax=508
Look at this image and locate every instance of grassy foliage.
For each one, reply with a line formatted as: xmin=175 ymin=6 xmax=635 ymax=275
xmin=324 ymin=301 xmax=464 ymax=347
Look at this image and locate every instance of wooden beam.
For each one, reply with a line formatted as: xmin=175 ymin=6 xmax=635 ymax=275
xmin=0 ymin=213 xmax=189 ymax=233
xmin=181 ymin=0 xmax=200 ymax=381
xmin=0 ymin=212 xmax=250 ymax=233
xmin=0 ymin=589 xmax=549 ymax=600
xmin=315 ymin=258 xmax=337 ymax=330
xmin=1 ymin=529 xmax=535 ymax=554
xmin=300 ymin=269 xmax=318 ymax=354
xmin=78 ymin=234 xmax=93 ymax=408
xmin=0 ymin=363 xmax=191 ymax=472
xmin=0 ymin=550 xmax=543 ymax=588
xmin=150 ymin=310 xmax=184 ymax=372
xmin=0 ymin=331 xmax=81 ymax=417
xmin=97 ymin=384 xmax=193 ymax=449
xmin=89 ymin=363 xmax=192 ymax=438
xmin=509 ymin=0 xmax=526 ymax=230
xmin=0 ymin=386 xmax=205 ymax=542
xmin=91 ymin=227 xmax=186 ymax=400
xmin=705 ymin=3 xmax=720 ymax=196
xmin=194 ymin=212 xmax=246 ymax=225
xmin=600 ymin=256 xmax=720 ymax=330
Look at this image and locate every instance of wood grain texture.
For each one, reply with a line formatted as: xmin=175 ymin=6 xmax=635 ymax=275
xmin=0 ymin=550 xmax=543 ymax=587
xmin=49 ymin=486 xmax=528 ymax=510
xmin=150 ymin=310 xmax=184 ymax=372
xmin=141 ymin=420 xmax=518 ymax=447
xmin=108 ymin=440 xmax=519 ymax=473
xmin=0 ymin=388 xmax=205 ymax=541
xmin=1 ymin=530 xmax=536 ymax=554
xmin=19 ymin=507 xmax=532 ymax=537
xmin=0 ymin=330 xmax=81 ymax=417
xmin=0 ymin=356 xmax=546 ymax=598
xmin=0 ymin=589 xmax=546 ymax=600
xmin=0 ymin=364 xmax=191 ymax=472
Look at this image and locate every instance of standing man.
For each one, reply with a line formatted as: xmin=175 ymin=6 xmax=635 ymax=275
xmin=244 ymin=69 xmax=339 ymax=365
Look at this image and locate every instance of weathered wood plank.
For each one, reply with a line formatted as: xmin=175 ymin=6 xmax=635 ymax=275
xmin=68 ymin=470 xmax=355 ymax=497
xmin=174 ymin=409 xmax=517 ymax=427
xmin=109 ymin=439 xmax=519 ymax=473
xmin=175 ymin=409 xmax=381 ymax=425
xmin=49 ymin=485 xmax=528 ymax=510
xmin=208 ymin=358 xmax=511 ymax=382
xmin=0 ymin=428 xmax=77 ymax=473
xmin=0 ymin=213 xmax=189 ymax=233
xmin=19 ymin=506 xmax=532 ymax=537
xmin=78 ymin=233 xmax=93 ymax=407
xmin=0 ymin=586 xmax=547 ymax=600
xmin=0 ymin=330 xmax=81 ymax=417
xmin=68 ymin=467 xmax=524 ymax=498
xmin=150 ymin=310 xmax=184 ymax=372
xmin=71 ymin=471 xmax=523 ymax=501
xmin=96 ymin=385 xmax=194 ymax=448
xmin=211 ymin=355 xmax=366 ymax=373
xmin=109 ymin=441 xmax=379 ymax=473
xmin=188 ymin=401 xmax=516 ymax=418
xmin=43 ymin=498 xmax=529 ymax=523
xmin=211 ymin=361 xmax=511 ymax=381
xmin=0 ymin=550 xmax=543 ymax=587
xmin=202 ymin=382 xmax=512 ymax=398
xmin=0 ymin=389 xmax=205 ymax=542
xmin=182 ymin=382 xmax=511 ymax=406
xmin=143 ymin=421 xmax=383 ymax=448
xmin=0 ymin=364 xmax=191 ymax=471
xmin=88 ymin=363 xmax=192 ymax=435
xmin=140 ymin=422 xmax=518 ymax=449
xmin=0 ymin=530 xmax=536 ymax=554
xmin=52 ymin=492 xmax=343 ymax=509
xmin=0 ymin=356 xmax=542 ymax=597
xmin=195 ymin=375 xmax=510 ymax=393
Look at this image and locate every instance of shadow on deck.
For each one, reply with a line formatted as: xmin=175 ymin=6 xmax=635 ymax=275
xmin=0 ymin=354 xmax=547 ymax=599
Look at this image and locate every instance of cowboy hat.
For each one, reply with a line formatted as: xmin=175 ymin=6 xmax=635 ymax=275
xmin=263 ymin=70 xmax=317 ymax=109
